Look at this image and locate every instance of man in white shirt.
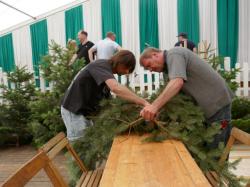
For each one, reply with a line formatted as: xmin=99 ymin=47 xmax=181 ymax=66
xmin=88 ymin=32 xmax=122 ymax=61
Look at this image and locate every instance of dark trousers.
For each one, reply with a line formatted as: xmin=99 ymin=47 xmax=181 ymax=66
xmin=206 ymin=104 xmax=232 ymax=149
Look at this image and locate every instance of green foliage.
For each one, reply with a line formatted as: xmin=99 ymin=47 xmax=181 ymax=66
xmin=28 ymin=41 xmax=85 ymax=147
xmin=0 ymin=67 xmax=35 ymax=145
xmin=231 ymin=97 xmax=250 ymax=133
xmin=208 ymin=54 xmax=240 ymax=92
xmin=231 ymin=119 xmax=250 ymax=133
xmin=28 ymin=92 xmax=65 ymax=147
xmin=232 ymin=97 xmax=250 ymax=119
xmin=198 ymin=41 xmax=240 ymax=92
xmin=69 ymin=91 xmax=242 ymax=186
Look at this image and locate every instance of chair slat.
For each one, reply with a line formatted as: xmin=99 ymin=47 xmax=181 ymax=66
xmin=76 ymin=172 xmax=87 ymax=187
xmin=92 ymin=169 xmax=104 ymax=187
xmin=86 ymin=170 xmax=98 ymax=187
xmin=47 ymin=137 xmax=68 ymax=159
xmin=81 ymin=171 xmax=93 ymax=187
xmin=66 ymin=144 xmax=88 ymax=172
xmin=232 ymin=128 xmax=250 ymax=146
xmin=205 ymin=172 xmax=218 ymax=187
xmin=39 ymin=132 xmax=65 ymax=152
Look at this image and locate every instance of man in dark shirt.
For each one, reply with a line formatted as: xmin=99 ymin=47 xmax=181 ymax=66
xmin=61 ymin=50 xmax=149 ymax=141
xmin=69 ymin=30 xmax=94 ymax=65
xmin=175 ymin=32 xmax=197 ymax=53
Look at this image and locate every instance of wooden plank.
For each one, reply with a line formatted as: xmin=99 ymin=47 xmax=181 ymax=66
xmin=43 ymin=161 xmax=68 ymax=187
xmin=86 ymin=170 xmax=98 ymax=187
xmin=100 ymin=135 xmax=211 ymax=187
xmin=47 ymin=138 xmax=68 ymax=160
xmin=219 ymin=127 xmax=250 ymax=165
xmin=155 ymin=140 xmax=195 ymax=186
xmin=81 ymin=171 xmax=93 ymax=187
xmin=66 ymin=144 xmax=88 ymax=172
xmin=92 ymin=169 xmax=103 ymax=187
xmin=39 ymin=132 xmax=65 ymax=152
xmin=99 ymin=136 xmax=124 ymax=187
xmin=2 ymin=152 xmax=49 ymax=187
xmin=76 ymin=172 xmax=87 ymax=187
xmin=172 ymin=140 xmax=211 ymax=187
xmin=205 ymin=172 xmax=218 ymax=187
xmin=232 ymin=128 xmax=250 ymax=146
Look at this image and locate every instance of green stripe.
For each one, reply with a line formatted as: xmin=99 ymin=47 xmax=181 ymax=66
xmin=177 ymin=0 xmax=200 ymax=45
xmin=65 ymin=5 xmax=83 ymax=44
xmin=101 ymin=0 xmax=122 ymax=45
xmin=217 ymin=0 xmax=238 ymax=68
xmin=0 ymin=33 xmax=15 ymax=72
xmin=139 ymin=0 xmax=159 ymax=52
xmin=30 ymin=20 xmax=48 ymax=87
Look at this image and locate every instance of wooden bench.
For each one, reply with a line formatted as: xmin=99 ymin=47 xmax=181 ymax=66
xmin=206 ymin=127 xmax=250 ymax=187
xmin=2 ymin=132 xmax=103 ymax=187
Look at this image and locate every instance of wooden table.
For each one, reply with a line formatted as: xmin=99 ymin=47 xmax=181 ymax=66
xmin=99 ymin=135 xmax=211 ymax=187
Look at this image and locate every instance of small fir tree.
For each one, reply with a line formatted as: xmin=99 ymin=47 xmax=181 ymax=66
xmin=0 ymin=66 xmax=35 ymax=146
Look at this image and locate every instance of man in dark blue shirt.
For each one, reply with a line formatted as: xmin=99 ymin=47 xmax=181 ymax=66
xmin=175 ymin=32 xmax=197 ymax=53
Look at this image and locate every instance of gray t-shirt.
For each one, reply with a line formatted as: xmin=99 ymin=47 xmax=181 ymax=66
xmin=62 ymin=59 xmax=115 ymax=115
xmin=165 ymin=47 xmax=234 ymax=118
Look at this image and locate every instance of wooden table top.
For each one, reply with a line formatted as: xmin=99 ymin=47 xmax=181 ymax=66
xmin=99 ymin=135 xmax=211 ymax=187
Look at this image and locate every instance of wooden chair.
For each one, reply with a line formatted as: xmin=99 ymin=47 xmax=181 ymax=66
xmin=206 ymin=127 xmax=250 ymax=187
xmin=3 ymin=132 xmax=103 ymax=187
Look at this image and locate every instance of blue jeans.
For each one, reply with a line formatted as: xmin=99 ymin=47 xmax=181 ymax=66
xmin=206 ymin=104 xmax=232 ymax=149
xmin=61 ymin=106 xmax=93 ymax=142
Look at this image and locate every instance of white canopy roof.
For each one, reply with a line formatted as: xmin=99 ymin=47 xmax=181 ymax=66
xmin=0 ymin=0 xmax=78 ymax=32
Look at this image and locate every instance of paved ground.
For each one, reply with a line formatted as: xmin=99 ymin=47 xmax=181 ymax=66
xmin=0 ymin=144 xmax=249 ymax=186
xmin=229 ymin=144 xmax=250 ymax=179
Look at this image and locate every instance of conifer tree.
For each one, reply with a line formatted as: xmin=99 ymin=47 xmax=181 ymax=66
xmin=0 ymin=67 xmax=35 ymax=145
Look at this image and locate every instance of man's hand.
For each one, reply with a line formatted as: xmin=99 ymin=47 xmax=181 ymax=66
xmin=69 ymin=54 xmax=77 ymax=66
xmin=140 ymin=104 xmax=158 ymax=121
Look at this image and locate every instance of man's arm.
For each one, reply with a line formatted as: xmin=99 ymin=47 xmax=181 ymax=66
xmin=88 ymin=46 xmax=96 ymax=62
xmin=105 ymin=79 xmax=149 ymax=106
xmin=140 ymin=78 xmax=184 ymax=121
xmin=69 ymin=54 xmax=78 ymax=66
xmin=193 ymin=47 xmax=197 ymax=53
xmin=117 ymin=45 xmax=122 ymax=51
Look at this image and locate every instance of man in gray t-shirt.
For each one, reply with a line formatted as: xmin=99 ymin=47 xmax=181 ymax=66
xmin=139 ymin=47 xmax=234 ymax=148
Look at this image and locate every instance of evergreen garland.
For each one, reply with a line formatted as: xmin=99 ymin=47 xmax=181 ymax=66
xmin=69 ymin=90 xmax=244 ymax=186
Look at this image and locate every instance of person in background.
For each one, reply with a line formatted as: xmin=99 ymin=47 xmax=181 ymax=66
xmin=175 ymin=32 xmax=197 ymax=53
xmin=88 ymin=31 xmax=122 ymax=62
xmin=67 ymin=39 xmax=77 ymax=51
xmin=69 ymin=30 xmax=94 ymax=65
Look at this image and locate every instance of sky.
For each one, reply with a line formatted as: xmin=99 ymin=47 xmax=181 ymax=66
xmin=0 ymin=0 xmax=78 ymax=32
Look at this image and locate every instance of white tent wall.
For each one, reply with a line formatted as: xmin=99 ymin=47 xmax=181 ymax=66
xmin=47 ymin=11 xmax=66 ymax=47
xmin=82 ymin=0 xmax=102 ymax=44
xmin=158 ymin=0 xmax=178 ymax=50
xmin=199 ymin=0 xmax=218 ymax=52
xmin=0 ymin=0 xmax=249 ymax=95
xmin=12 ymin=26 xmax=33 ymax=73
xmin=120 ymin=0 xmax=140 ymax=90
xmin=238 ymin=0 xmax=250 ymax=67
